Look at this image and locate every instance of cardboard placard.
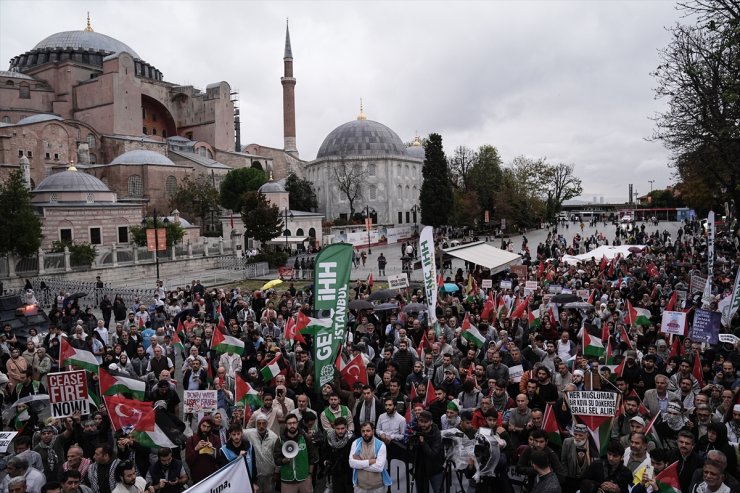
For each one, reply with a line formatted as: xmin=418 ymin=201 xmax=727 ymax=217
xmin=183 ymin=390 xmax=218 ymax=414
xmin=509 ymin=365 xmax=524 ymax=383
xmin=689 ymin=309 xmax=720 ymax=344
xmin=500 ymin=280 xmax=512 ymax=290
xmin=0 ymin=432 xmax=18 ymax=453
xmin=548 ymin=284 xmax=563 ymax=294
xmin=576 ymin=290 xmax=590 ymax=300
xmin=387 ymin=273 xmax=409 ymax=289
xmin=690 ymin=274 xmax=707 ymax=295
xmin=525 ymin=281 xmax=538 ymax=291
xmin=48 ymin=370 xmax=89 ymax=418
xmin=481 ymin=279 xmax=493 ymax=289
xmin=661 ymin=310 xmax=687 ymax=336
xmin=568 ymin=391 xmax=618 ymax=416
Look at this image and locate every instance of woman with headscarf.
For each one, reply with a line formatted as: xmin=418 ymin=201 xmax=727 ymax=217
xmin=698 ymin=422 xmax=737 ymax=477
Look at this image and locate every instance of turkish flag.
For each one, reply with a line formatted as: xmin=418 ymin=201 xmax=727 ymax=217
xmin=338 ymin=353 xmax=368 ymax=388
xmin=284 ymin=316 xmax=306 ymax=344
xmin=104 ymin=395 xmax=152 ymax=431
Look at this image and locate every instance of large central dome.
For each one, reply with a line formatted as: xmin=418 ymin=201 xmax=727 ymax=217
xmin=32 ymin=30 xmax=140 ymax=59
xmin=316 ymin=119 xmax=407 ymax=159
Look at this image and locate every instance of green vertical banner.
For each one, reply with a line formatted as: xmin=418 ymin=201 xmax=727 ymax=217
xmin=312 ymin=243 xmax=354 ymax=390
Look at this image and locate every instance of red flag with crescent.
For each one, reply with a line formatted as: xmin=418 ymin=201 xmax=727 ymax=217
xmin=338 ymin=353 xmax=368 ymax=388
xmin=284 ymin=316 xmax=306 ymax=344
xmin=104 ymin=394 xmax=152 ymax=431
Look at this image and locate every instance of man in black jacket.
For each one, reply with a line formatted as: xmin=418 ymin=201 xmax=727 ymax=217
xmin=411 ymin=411 xmax=445 ymax=493
xmin=322 ymin=417 xmax=354 ymax=493
xmin=673 ymin=430 xmax=704 ymax=493
xmin=145 ymin=448 xmax=188 ymax=493
xmin=580 ymin=441 xmax=633 ymax=493
xmin=182 ymin=360 xmax=208 ymax=391
xmin=516 ymin=429 xmax=566 ymax=490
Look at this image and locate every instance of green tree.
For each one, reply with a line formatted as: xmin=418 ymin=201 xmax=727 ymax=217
xmin=51 ymin=240 xmax=96 ymax=266
xmin=284 ymin=173 xmax=317 ymax=212
xmin=420 ymin=133 xmax=453 ymax=227
xmin=652 ymin=1 xmax=740 ymax=228
xmin=469 ymin=145 xmax=504 ymax=220
xmin=128 ymin=220 xmax=185 ymax=249
xmin=219 ymin=167 xmax=266 ymax=210
xmin=241 ymin=192 xmax=284 ymax=244
xmin=449 ymin=189 xmax=481 ymax=226
xmin=169 ymin=174 xmax=220 ymax=234
xmin=0 ymin=170 xmax=42 ymax=257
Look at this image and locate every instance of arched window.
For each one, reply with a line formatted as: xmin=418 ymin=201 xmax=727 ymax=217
xmin=19 ymin=83 xmax=30 ymax=99
xmin=367 ymin=163 xmax=376 ymax=176
xmin=128 ymin=175 xmax=143 ymax=197
xmin=296 ymin=228 xmax=304 ymax=236
xmin=165 ymin=176 xmax=177 ymax=196
xmin=284 ymin=229 xmax=291 ymax=237
xmin=5 ymin=80 xmax=13 ymax=86
xmin=86 ymin=134 xmax=96 ymax=149
xmin=152 ymin=128 xmax=157 ymax=136
xmin=308 ymin=228 xmax=316 ymax=238
xmin=405 ymin=185 xmax=410 ymax=199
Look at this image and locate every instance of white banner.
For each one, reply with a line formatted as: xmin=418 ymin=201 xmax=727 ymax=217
xmin=0 ymin=432 xmax=17 ymax=453
xmin=719 ymin=333 xmax=739 ymax=345
xmin=704 ymin=211 xmax=715 ymax=305
xmin=387 ymin=273 xmax=409 ymax=289
xmin=183 ymin=390 xmax=217 ymax=414
xmin=720 ymin=268 xmax=740 ymax=327
xmin=184 ymin=455 xmax=252 ymax=493
xmin=660 ymin=310 xmax=687 ymax=336
xmin=568 ymin=391 xmax=618 ymax=416
xmin=420 ymin=226 xmax=438 ymax=325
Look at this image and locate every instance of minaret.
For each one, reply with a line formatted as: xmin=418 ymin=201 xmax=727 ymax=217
xmin=19 ymin=155 xmax=30 ymax=190
xmin=281 ymin=19 xmax=298 ymax=158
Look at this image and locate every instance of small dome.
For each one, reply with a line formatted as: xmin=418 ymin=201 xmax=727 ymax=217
xmin=16 ymin=114 xmax=63 ymax=125
xmin=110 ymin=150 xmax=174 ymax=166
xmin=317 ymin=119 xmax=408 ymax=159
xmin=258 ymin=181 xmax=286 ymax=193
xmin=32 ymin=30 xmax=140 ymax=59
xmin=35 ymin=169 xmax=110 ymax=193
xmin=0 ymin=70 xmax=35 ymax=81
xmin=406 ymin=138 xmax=425 ymax=160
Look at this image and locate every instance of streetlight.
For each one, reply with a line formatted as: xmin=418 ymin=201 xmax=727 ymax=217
xmin=364 ymin=205 xmax=376 ymax=254
xmin=648 ymin=180 xmax=655 ymax=193
xmin=142 ymin=210 xmax=170 ymax=281
xmin=283 ymin=207 xmax=294 ymax=253
xmin=411 ymin=204 xmax=420 ymax=234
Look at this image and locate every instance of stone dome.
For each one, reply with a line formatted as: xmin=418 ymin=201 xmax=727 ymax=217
xmin=406 ymin=137 xmax=425 ymax=160
xmin=258 ymin=181 xmax=286 ymax=193
xmin=32 ymin=30 xmax=140 ymax=59
xmin=110 ymin=150 xmax=174 ymax=166
xmin=16 ymin=114 xmax=63 ymax=125
xmin=316 ymin=119 xmax=408 ymax=159
xmin=35 ymin=169 xmax=110 ymax=193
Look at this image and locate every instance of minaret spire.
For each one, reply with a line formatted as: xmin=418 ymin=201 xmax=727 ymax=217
xmin=281 ymin=19 xmax=298 ymax=158
xmin=84 ymin=12 xmax=94 ymax=32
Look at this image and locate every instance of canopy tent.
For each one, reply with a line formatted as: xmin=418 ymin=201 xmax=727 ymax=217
xmin=265 ymin=236 xmax=309 ymax=244
xmin=443 ymin=241 xmax=522 ymax=275
xmin=561 ymin=244 xmax=646 ymax=266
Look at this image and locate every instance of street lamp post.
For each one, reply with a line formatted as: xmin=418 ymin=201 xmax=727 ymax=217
xmin=283 ymin=207 xmax=294 ymax=253
xmin=143 ymin=210 xmax=170 ymax=281
xmin=411 ymin=204 xmax=420 ymax=234
xmin=364 ymin=205 xmax=376 ymax=254
xmin=648 ymin=180 xmax=655 ymax=193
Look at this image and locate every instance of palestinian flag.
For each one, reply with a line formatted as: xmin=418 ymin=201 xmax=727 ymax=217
xmin=481 ymin=291 xmax=495 ymax=320
xmin=88 ymin=390 xmax=102 ymax=411
xmin=626 ymin=300 xmax=651 ymax=327
xmin=605 ymin=338 xmax=616 ymax=365
xmin=60 ymin=338 xmax=98 ymax=373
xmin=132 ymin=407 xmax=186 ymax=449
xmin=172 ymin=322 xmax=185 ymax=353
xmin=643 ymin=411 xmax=662 ymax=447
xmin=235 ymin=374 xmax=263 ymax=409
xmin=577 ymin=414 xmax=614 ymax=456
xmin=528 ymin=307 xmax=541 ymax=329
xmin=284 ymin=316 xmax=306 ymax=344
xmin=461 ymin=313 xmax=485 ymax=348
xmin=99 ymin=367 xmax=146 ymax=400
xmin=260 ymin=353 xmax=282 ymax=382
xmin=618 ymin=325 xmax=634 ymax=349
xmin=543 ymin=404 xmax=562 ymax=448
xmin=295 ymin=310 xmax=332 ymax=336
xmin=654 ymin=461 xmax=681 ymax=493
xmin=211 ymin=328 xmax=245 ymax=355
xmin=216 ymin=304 xmax=226 ymax=331
xmin=583 ymin=330 xmax=605 ymax=358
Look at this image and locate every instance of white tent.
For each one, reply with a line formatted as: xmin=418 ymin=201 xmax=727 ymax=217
xmin=443 ymin=241 xmax=522 ymax=274
xmin=561 ymin=245 xmax=646 ymax=265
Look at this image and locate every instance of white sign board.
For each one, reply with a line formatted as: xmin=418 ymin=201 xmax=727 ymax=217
xmin=481 ymin=279 xmax=493 ymax=289
xmin=499 ymin=280 xmax=512 ymax=290
xmin=568 ymin=391 xmax=619 ymax=416
xmin=577 ymin=290 xmax=590 ymax=300
xmin=48 ymin=370 xmax=89 ymax=419
xmin=0 ymin=432 xmax=18 ymax=453
xmin=509 ymin=365 xmax=524 ymax=383
xmin=719 ymin=333 xmax=739 ymax=345
xmin=387 ymin=273 xmax=409 ymax=289
xmin=660 ymin=310 xmax=687 ymax=336
xmin=183 ymin=390 xmax=218 ymax=414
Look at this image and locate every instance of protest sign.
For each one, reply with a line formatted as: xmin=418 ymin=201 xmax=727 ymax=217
xmin=577 ymin=290 xmax=590 ymax=300
xmin=510 ymin=265 xmax=527 ymax=279
xmin=548 ymin=284 xmax=563 ymax=294
xmin=387 ymin=273 xmax=408 ymax=289
xmin=500 ymin=280 xmax=512 ymax=290
xmin=509 ymin=365 xmax=524 ymax=383
xmin=183 ymin=390 xmax=217 ymax=414
xmin=48 ymin=370 xmax=89 ymax=418
xmin=719 ymin=333 xmax=739 ymax=345
xmin=0 ymin=432 xmax=17 ymax=453
xmin=568 ymin=391 xmax=618 ymax=417
xmin=689 ymin=309 xmax=720 ymax=344
xmin=481 ymin=279 xmax=493 ymax=289
xmin=690 ymin=274 xmax=707 ymax=295
xmin=661 ymin=310 xmax=687 ymax=336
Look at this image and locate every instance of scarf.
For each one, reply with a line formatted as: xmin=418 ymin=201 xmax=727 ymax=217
xmin=37 ymin=439 xmax=58 ymax=473
xmin=87 ymin=458 xmax=119 ymax=493
xmin=63 ymin=457 xmax=91 ymax=479
xmin=327 ymin=429 xmax=353 ymax=449
xmin=490 ymin=391 xmax=509 ymax=412
xmin=358 ymin=400 xmax=376 ymax=425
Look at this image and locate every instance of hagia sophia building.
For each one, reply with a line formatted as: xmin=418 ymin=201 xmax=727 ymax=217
xmin=0 ymin=15 xmax=423 ymax=250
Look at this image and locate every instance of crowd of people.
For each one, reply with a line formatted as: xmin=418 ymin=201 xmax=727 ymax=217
xmin=0 ymin=218 xmax=736 ymax=493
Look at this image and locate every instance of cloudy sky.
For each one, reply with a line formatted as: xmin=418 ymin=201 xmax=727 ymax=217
xmin=0 ymin=0 xmax=684 ymax=202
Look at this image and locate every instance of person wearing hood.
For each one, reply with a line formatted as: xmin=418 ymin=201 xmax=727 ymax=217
xmin=184 ymin=416 xmax=221 ymax=484
xmin=698 ymin=422 xmax=737 ymax=477
xmin=322 ymin=417 xmax=354 ymax=493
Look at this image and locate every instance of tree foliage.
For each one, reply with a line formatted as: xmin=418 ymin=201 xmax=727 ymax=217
xmin=169 ymin=174 xmax=220 ymax=234
xmin=546 ymin=163 xmax=583 ymax=221
xmin=284 ymin=173 xmax=317 ymax=212
xmin=420 ymin=133 xmax=453 ymax=227
xmin=128 ymin=220 xmax=185 ymax=249
xmin=468 ymin=145 xmax=504 ymax=218
xmin=652 ymin=0 xmax=740 ymax=225
xmin=51 ymin=240 xmax=96 ymax=265
xmin=332 ymin=161 xmax=366 ymax=219
xmin=240 ymin=192 xmax=284 ymax=244
xmin=219 ymin=168 xmax=266 ymax=210
xmin=448 ymin=145 xmax=477 ymax=191
xmin=0 ymin=170 xmax=42 ymax=257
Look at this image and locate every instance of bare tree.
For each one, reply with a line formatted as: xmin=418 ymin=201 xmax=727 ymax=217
xmin=448 ymin=145 xmax=477 ymax=191
xmin=333 ymin=160 xmax=366 ymax=218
